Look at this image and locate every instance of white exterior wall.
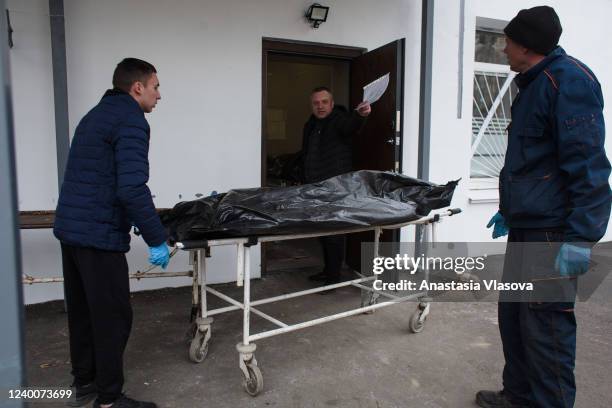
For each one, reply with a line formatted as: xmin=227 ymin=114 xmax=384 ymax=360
xmin=429 ymin=0 xmax=612 ymax=243
xmin=12 ymin=0 xmax=423 ymax=304
xmin=9 ymin=0 xmax=64 ymax=303
xmin=10 ymin=0 xmax=612 ymax=303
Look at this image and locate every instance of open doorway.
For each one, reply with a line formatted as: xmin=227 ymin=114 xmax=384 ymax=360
xmin=261 ymin=38 xmax=405 ymax=275
xmin=265 ymin=54 xmax=350 ymax=187
xmin=262 ymin=41 xmax=360 ymax=274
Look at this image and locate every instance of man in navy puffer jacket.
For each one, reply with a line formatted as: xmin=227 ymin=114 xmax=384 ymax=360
xmin=54 ymin=58 xmax=167 ymax=408
xmin=480 ymin=6 xmax=611 ymax=408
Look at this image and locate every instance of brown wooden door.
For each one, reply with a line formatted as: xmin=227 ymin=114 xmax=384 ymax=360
xmin=346 ymin=39 xmax=405 ymax=272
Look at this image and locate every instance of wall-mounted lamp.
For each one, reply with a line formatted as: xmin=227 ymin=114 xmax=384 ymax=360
xmin=305 ymin=3 xmax=329 ymax=29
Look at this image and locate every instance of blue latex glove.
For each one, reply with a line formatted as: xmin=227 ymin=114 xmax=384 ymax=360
xmin=486 ymin=212 xmax=509 ymax=239
xmin=555 ymin=243 xmax=590 ymax=277
xmin=148 ymin=243 xmax=170 ymax=269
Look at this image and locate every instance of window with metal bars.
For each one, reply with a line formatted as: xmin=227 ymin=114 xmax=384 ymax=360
xmin=471 ymin=29 xmax=517 ymax=188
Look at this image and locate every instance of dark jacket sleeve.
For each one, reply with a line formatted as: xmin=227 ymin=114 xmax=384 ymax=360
xmin=297 ymin=122 xmax=310 ymax=183
xmin=555 ymin=78 xmax=612 ymax=242
xmin=113 ymin=114 xmax=167 ymax=247
xmin=335 ymin=110 xmax=367 ymax=139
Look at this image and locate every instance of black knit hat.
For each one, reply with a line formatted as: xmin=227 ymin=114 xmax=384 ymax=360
xmin=504 ymin=6 xmax=562 ymax=55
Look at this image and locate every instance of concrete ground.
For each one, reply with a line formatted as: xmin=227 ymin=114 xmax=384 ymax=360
xmin=24 ymin=246 xmax=612 ymax=408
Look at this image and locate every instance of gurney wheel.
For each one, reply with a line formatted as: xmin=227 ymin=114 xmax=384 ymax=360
xmin=243 ymin=363 xmax=263 ymax=396
xmin=409 ymin=309 xmax=426 ymax=333
xmin=189 ymin=329 xmax=209 ymax=363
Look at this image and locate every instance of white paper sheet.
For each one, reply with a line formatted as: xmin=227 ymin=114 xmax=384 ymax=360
xmin=362 ymin=73 xmax=390 ymax=105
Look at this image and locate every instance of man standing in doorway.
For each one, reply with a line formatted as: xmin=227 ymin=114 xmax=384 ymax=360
xmin=301 ymin=87 xmax=371 ymax=285
xmin=482 ymin=6 xmax=611 ymax=408
xmin=54 ymin=58 xmax=169 ymax=408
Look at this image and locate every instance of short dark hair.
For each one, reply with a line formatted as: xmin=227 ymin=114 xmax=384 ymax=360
xmin=311 ymin=86 xmax=332 ymax=95
xmin=112 ymin=58 xmax=157 ymax=93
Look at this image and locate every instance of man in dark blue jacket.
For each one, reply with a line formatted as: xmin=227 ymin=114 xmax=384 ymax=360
xmin=481 ymin=6 xmax=611 ymax=408
xmin=54 ymin=58 xmax=168 ymax=408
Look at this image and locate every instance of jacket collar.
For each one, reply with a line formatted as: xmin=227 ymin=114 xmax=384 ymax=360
xmin=103 ymin=88 xmax=128 ymax=98
xmin=514 ymin=46 xmax=565 ymax=89
xmin=102 ymin=88 xmax=143 ymax=112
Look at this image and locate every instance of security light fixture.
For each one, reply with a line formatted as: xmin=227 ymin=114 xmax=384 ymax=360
xmin=306 ymin=3 xmax=329 ymax=29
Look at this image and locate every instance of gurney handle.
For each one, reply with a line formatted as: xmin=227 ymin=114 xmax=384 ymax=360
xmin=176 ymin=239 xmax=209 ymax=250
xmin=419 ymin=207 xmax=462 ymax=225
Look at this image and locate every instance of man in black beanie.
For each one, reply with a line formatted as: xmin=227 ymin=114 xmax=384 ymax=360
xmin=481 ymin=5 xmax=611 ymax=408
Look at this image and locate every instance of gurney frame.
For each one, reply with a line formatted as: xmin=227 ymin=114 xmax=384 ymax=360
xmin=176 ymin=207 xmax=461 ymax=396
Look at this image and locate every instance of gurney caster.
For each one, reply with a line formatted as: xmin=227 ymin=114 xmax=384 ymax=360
xmin=360 ymin=287 xmax=380 ymax=314
xmin=409 ymin=301 xmax=431 ymax=333
xmin=237 ymin=343 xmax=263 ymax=396
xmin=188 ymin=317 xmax=213 ymax=363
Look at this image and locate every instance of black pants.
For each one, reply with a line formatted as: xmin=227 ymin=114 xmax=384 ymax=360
xmin=499 ymin=229 xmax=577 ymax=408
xmin=61 ymin=244 xmax=132 ymax=404
xmin=320 ymin=234 xmax=345 ymax=280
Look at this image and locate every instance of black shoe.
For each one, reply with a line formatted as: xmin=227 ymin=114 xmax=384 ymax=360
xmin=323 ymin=276 xmax=341 ymax=285
xmin=66 ymin=383 xmax=97 ymax=407
xmin=93 ymin=394 xmax=157 ymax=408
xmin=475 ymin=390 xmax=529 ymax=408
xmin=316 ymin=277 xmax=342 ymax=295
xmin=308 ymin=272 xmax=328 ymax=282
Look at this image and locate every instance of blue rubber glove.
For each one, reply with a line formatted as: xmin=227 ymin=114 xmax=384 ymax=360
xmin=148 ymin=243 xmax=170 ymax=269
xmin=486 ymin=212 xmax=508 ymax=239
xmin=555 ymin=243 xmax=590 ymax=277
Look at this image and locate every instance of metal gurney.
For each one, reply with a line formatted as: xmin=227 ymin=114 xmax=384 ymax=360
xmin=175 ymin=208 xmax=461 ymax=396
xmin=161 ymin=171 xmax=461 ymax=396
